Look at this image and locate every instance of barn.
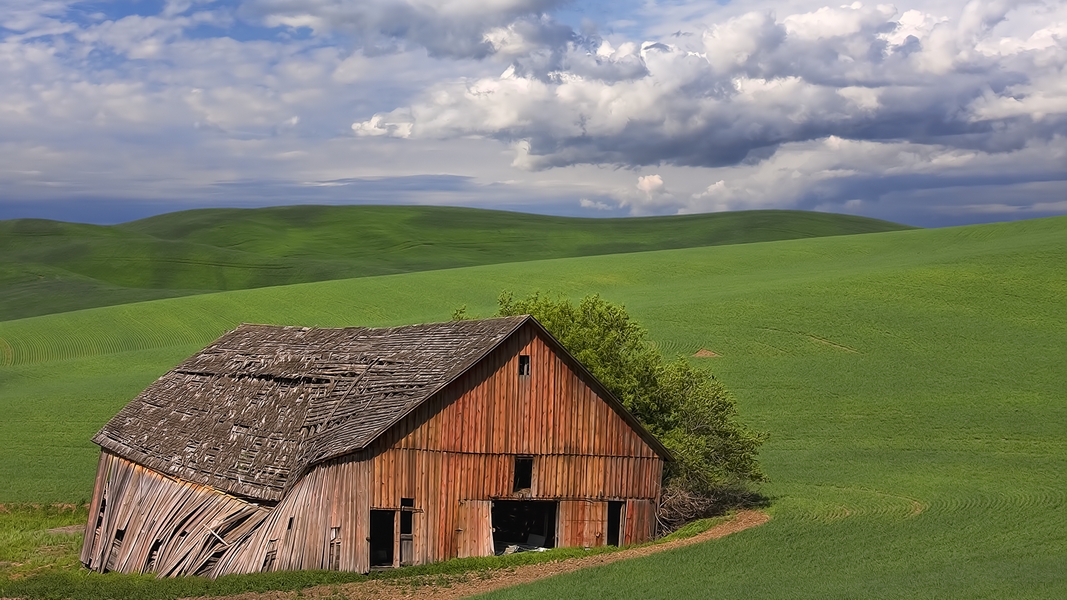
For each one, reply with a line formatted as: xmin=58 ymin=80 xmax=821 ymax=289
xmin=80 ymin=315 xmax=670 ymax=577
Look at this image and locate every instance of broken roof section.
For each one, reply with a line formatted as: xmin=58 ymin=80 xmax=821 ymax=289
xmin=93 ymin=315 xmax=670 ymax=503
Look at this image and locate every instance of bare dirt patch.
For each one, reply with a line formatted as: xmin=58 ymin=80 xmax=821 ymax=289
xmin=186 ymin=510 xmax=770 ymax=600
xmin=692 ymin=348 xmax=720 ymax=358
xmin=45 ymin=525 xmax=83 ymax=535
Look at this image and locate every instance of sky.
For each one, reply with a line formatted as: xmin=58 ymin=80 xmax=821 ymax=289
xmin=1 ymin=0 xmax=1065 ymax=226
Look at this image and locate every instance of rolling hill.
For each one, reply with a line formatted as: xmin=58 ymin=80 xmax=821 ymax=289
xmin=0 ymin=215 xmax=1063 ymax=598
xmin=0 ymin=206 xmax=910 ymax=321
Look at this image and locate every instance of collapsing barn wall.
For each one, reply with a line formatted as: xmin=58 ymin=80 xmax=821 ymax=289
xmin=216 ymin=453 xmax=373 ymax=575
xmin=81 ymin=451 xmax=269 ymax=577
xmin=81 ymin=451 xmax=377 ymax=577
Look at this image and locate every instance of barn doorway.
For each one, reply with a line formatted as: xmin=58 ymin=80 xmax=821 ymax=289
xmin=369 ymin=510 xmax=394 ymax=567
xmin=491 ymin=500 xmax=557 ymax=553
xmin=607 ymin=501 xmax=625 ymax=546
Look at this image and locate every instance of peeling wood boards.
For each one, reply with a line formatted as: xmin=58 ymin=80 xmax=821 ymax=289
xmin=82 ymin=451 xmax=269 ymax=577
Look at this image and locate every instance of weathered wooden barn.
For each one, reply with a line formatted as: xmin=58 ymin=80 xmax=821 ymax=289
xmin=81 ymin=316 xmax=670 ymax=577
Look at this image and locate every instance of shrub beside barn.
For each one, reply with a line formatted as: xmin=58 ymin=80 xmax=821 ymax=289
xmin=81 ymin=316 xmax=670 ymax=576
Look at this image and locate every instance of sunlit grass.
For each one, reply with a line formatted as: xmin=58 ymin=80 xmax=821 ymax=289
xmin=0 ymin=505 xmax=86 ymax=581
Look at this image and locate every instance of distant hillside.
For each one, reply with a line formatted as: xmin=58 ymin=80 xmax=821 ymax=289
xmin=0 ymin=205 xmax=911 ymax=321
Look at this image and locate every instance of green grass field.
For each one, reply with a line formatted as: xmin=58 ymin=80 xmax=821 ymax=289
xmin=0 ymin=513 xmax=726 ymax=600
xmin=0 ymin=206 xmax=909 ymax=321
xmin=1 ymin=215 xmax=1064 ymax=598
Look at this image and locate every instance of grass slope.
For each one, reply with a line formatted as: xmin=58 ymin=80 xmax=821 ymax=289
xmin=0 ymin=206 xmax=909 ymax=321
xmin=1 ymin=216 xmax=1064 ymax=598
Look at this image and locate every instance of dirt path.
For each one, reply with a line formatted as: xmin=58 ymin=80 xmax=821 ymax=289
xmin=196 ymin=510 xmax=769 ymax=600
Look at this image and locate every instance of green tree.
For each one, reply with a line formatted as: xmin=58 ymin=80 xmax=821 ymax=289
xmin=493 ymin=292 xmax=765 ymax=510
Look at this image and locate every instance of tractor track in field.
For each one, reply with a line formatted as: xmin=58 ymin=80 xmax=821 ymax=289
xmin=185 ymin=510 xmax=770 ymax=600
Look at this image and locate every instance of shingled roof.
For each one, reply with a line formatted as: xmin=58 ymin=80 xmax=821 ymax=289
xmin=93 ymin=317 xmax=531 ymax=502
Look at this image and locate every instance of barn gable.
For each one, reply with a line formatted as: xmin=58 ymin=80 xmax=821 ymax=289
xmin=381 ymin=320 xmax=664 ymax=459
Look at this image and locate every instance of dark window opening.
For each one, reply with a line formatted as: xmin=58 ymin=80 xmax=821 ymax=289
xmin=518 ymin=355 xmax=531 ymax=376
xmin=105 ymin=528 xmax=126 ymax=571
xmin=369 ymin=510 xmax=394 ymax=567
xmin=262 ymin=549 xmax=277 ymax=572
xmin=195 ymin=549 xmax=227 ymax=577
xmin=286 ymin=516 xmax=293 ymax=531
xmin=491 ymin=500 xmax=557 ymax=554
xmin=400 ymin=498 xmax=415 ymax=566
xmin=607 ymin=501 xmax=624 ymax=546
xmin=513 ymin=456 xmax=533 ymax=492
xmin=262 ymin=540 xmax=278 ymax=572
xmin=144 ymin=539 xmax=163 ymax=571
xmin=400 ymin=506 xmax=413 ymax=536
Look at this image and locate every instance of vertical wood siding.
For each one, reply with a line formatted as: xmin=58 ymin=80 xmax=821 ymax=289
xmin=624 ymin=499 xmax=656 ymax=545
xmin=559 ymin=500 xmax=609 ymax=548
xmin=383 ymin=325 xmax=658 ymax=459
xmin=455 ymin=500 xmax=494 ymax=558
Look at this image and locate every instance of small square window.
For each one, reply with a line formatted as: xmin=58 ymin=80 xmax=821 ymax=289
xmin=400 ymin=498 xmax=414 ymax=535
xmin=513 ymin=456 xmax=533 ymax=491
xmin=518 ymin=355 xmax=531 ymax=376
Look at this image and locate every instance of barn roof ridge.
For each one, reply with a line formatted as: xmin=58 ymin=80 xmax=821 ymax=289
xmin=92 ymin=314 xmax=668 ymax=503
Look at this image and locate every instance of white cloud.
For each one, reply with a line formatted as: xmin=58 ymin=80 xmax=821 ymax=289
xmin=782 ymin=3 xmax=896 ymax=41
xmin=703 ymin=12 xmax=784 ymax=73
xmin=579 ymin=197 xmax=614 ymax=210
xmin=880 ymin=9 xmax=948 ymax=46
xmin=637 ymin=174 xmax=664 ymax=194
xmin=617 ymin=173 xmax=683 ymax=214
xmin=353 ymin=114 xmax=413 ymax=137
